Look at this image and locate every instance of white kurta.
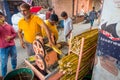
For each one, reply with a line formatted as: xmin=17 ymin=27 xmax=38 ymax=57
xmin=63 ymin=17 xmax=73 ymax=41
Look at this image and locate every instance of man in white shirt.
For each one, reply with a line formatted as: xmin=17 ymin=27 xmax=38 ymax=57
xmin=61 ymin=11 xmax=73 ymax=42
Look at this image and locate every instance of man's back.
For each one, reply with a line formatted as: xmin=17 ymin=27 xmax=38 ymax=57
xmin=89 ymin=10 xmax=97 ymax=20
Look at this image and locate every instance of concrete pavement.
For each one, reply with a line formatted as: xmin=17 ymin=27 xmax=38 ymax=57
xmin=0 ymin=20 xmax=98 ymax=76
xmin=58 ymin=20 xmax=98 ymax=42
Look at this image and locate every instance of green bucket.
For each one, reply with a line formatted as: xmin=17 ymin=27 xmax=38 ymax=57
xmin=4 ymin=68 xmax=34 ymax=80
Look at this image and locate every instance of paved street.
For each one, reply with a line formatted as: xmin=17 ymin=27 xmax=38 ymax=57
xmin=0 ymin=20 xmax=98 ymax=76
xmin=58 ymin=20 xmax=98 ymax=42
xmin=0 ymin=38 xmax=28 ymax=76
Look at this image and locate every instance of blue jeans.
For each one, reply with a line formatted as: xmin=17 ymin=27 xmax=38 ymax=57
xmin=90 ymin=19 xmax=94 ymax=27
xmin=0 ymin=46 xmax=17 ymax=77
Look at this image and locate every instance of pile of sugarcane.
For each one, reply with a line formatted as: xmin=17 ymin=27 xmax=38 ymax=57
xmin=58 ymin=29 xmax=98 ymax=80
xmin=71 ymin=29 xmax=98 ymax=54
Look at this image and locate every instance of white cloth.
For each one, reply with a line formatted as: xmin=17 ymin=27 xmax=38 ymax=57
xmin=116 ymin=23 xmax=120 ymax=37
xmin=0 ymin=9 xmax=2 ymax=13
xmin=63 ymin=17 xmax=73 ymax=41
xmin=11 ymin=12 xmax=23 ymax=32
xmin=79 ymin=9 xmax=84 ymax=16
xmin=37 ymin=13 xmax=46 ymax=20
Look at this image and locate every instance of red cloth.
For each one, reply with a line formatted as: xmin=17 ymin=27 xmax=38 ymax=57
xmin=30 ymin=6 xmax=42 ymax=13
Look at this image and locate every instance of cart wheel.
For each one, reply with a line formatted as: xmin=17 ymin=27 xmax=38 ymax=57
xmin=33 ymin=40 xmax=45 ymax=57
xmin=35 ymin=54 xmax=46 ymax=71
xmin=36 ymin=36 xmax=44 ymax=44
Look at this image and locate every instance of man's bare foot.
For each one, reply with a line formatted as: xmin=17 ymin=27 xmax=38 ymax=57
xmin=90 ymin=26 xmax=92 ymax=30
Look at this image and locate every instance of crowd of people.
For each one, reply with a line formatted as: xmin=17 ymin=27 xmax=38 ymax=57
xmin=0 ymin=2 xmax=73 ymax=78
xmin=0 ymin=2 xmax=101 ymax=78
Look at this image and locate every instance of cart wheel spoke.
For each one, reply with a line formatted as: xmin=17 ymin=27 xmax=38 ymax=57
xmin=33 ymin=41 xmax=39 ymax=54
xmin=35 ymin=54 xmax=46 ymax=71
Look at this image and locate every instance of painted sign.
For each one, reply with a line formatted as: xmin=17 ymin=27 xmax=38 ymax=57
xmin=92 ymin=0 xmax=120 ymax=80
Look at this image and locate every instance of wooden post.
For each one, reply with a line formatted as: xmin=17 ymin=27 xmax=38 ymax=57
xmin=24 ymin=59 xmax=45 ymax=80
xmin=75 ymin=37 xmax=84 ymax=80
xmin=3 ymin=0 xmax=12 ymax=25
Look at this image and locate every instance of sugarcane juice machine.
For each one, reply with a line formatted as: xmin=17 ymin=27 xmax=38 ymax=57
xmin=28 ymin=35 xmax=63 ymax=79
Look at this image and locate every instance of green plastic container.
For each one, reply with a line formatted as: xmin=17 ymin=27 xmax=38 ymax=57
xmin=4 ymin=68 xmax=34 ymax=80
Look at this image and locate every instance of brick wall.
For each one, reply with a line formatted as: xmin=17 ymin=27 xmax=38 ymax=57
xmin=52 ymin=0 xmax=101 ymax=18
xmin=74 ymin=0 xmax=93 ymax=15
xmin=52 ymin=0 xmax=73 ymax=18
xmin=52 ymin=0 xmax=93 ymax=17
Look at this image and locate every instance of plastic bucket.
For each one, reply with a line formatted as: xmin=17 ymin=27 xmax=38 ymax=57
xmin=4 ymin=68 xmax=34 ymax=80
